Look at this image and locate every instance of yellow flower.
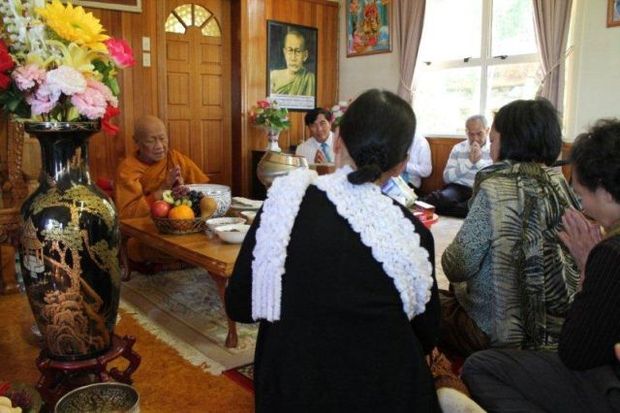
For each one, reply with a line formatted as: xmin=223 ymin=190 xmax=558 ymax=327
xmin=37 ymin=0 xmax=110 ymax=53
xmin=47 ymin=40 xmax=99 ymax=77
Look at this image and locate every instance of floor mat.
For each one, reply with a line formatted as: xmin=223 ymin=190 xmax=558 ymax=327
xmin=121 ymin=267 xmax=258 ymax=375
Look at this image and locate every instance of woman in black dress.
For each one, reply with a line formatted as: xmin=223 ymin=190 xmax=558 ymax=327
xmin=226 ymin=89 xmax=441 ymax=412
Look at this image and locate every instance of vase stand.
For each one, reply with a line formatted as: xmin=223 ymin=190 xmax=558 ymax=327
xmin=35 ymin=334 xmax=141 ymax=410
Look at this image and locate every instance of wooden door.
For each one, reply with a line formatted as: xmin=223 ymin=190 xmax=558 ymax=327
xmin=163 ymin=1 xmax=231 ymax=184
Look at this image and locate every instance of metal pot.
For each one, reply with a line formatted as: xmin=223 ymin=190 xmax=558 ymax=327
xmin=256 ymin=151 xmax=309 ymax=188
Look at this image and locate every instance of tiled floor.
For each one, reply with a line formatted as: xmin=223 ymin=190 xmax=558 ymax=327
xmin=429 ymin=216 xmax=463 ymax=290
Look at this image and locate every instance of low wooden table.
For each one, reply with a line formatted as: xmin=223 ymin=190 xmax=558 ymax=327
xmin=119 ymin=217 xmax=242 ymax=347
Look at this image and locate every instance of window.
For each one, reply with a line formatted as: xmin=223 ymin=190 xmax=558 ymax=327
xmin=165 ymin=4 xmax=221 ymax=37
xmin=413 ymin=0 xmax=540 ymax=135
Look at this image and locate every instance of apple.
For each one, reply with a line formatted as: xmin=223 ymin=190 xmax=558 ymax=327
xmin=151 ymin=200 xmax=171 ymax=218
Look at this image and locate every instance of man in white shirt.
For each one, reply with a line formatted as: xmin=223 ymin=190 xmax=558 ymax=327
xmin=295 ymin=108 xmax=334 ymax=163
xmin=402 ymin=134 xmax=432 ymax=194
xmin=420 ymin=115 xmax=493 ymax=217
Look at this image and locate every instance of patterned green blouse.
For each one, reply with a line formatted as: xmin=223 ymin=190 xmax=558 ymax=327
xmin=442 ymin=161 xmax=581 ymax=350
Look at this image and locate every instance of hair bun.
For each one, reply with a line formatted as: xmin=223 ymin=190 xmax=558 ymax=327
xmin=347 ymin=164 xmax=382 ymax=184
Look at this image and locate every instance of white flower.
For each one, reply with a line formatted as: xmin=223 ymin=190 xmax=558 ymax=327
xmin=45 ymin=65 xmax=87 ymax=96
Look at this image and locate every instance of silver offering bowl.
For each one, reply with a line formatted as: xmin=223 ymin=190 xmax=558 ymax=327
xmin=54 ymin=382 xmax=140 ymax=413
xmin=257 ymin=151 xmax=309 ymax=188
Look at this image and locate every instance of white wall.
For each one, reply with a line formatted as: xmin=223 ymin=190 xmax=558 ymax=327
xmin=564 ymin=0 xmax=620 ymax=140
xmin=337 ymin=0 xmax=620 ymax=140
xmin=338 ymin=0 xmax=400 ymax=100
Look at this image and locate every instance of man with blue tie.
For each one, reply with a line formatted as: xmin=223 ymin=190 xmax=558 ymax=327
xmin=295 ymin=107 xmax=334 ymax=164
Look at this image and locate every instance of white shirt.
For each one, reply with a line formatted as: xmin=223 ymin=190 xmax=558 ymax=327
xmin=443 ymin=139 xmax=492 ymax=187
xmin=403 ymin=135 xmax=432 ymax=188
xmin=295 ymin=132 xmax=334 ymax=163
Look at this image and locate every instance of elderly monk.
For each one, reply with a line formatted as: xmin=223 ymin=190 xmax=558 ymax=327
xmin=115 ymin=115 xmax=209 ymax=266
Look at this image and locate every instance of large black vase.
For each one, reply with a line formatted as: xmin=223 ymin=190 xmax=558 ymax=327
xmin=19 ymin=121 xmax=121 ymax=361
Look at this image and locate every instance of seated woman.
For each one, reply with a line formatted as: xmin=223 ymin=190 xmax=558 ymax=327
xmin=440 ymin=98 xmax=580 ymax=357
xmin=462 ymin=119 xmax=620 ymax=412
xmin=226 ymin=89 xmax=441 ymax=412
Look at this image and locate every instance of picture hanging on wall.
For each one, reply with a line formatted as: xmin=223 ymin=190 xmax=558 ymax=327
xmin=346 ymin=0 xmax=392 ymax=57
xmin=267 ymin=20 xmax=318 ymax=111
xmin=608 ymin=0 xmax=620 ymax=27
xmin=73 ymin=0 xmax=142 ymax=13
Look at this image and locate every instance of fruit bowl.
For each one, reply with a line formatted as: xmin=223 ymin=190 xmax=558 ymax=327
xmin=185 ymin=184 xmax=231 ymax=217
xmin=152 ymin=216 xmax=206 ymax=235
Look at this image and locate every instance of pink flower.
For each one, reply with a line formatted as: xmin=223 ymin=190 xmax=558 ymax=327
xmin=257 ymin=99 xmax=270 ymax=109
xmin=26 ymin=82 xmax=60 ymax=115
xmin=85 ymin=78 xmax=118 ymax=107
xmin=105 ymin=38 xmax=135 ymax=68
xmin=70 ymin=79 xmax=110 ymax=119
xmin=102 ymin=105 xmax=121 ymax=136
xmin=46 ymin=66 xmax=87 ymax=96
xmin=12 ymin=64 xmax=46 ymax=91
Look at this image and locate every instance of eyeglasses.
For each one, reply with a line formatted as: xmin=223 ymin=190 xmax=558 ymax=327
xmin=284 ymin=47 xmax=305 ymax=56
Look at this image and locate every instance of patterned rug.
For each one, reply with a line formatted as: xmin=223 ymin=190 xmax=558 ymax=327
xmin=120 ymin=267 xmax=258 ymax=375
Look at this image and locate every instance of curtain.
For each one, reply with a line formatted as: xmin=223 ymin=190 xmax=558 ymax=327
xmin=532 ymin=0 xmax=573 ymax=112
xmin=395 ymin=0 xmax=426 ymax=104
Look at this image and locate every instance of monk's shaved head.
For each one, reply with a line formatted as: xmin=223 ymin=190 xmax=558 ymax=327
xmin=134 ymin=115 xmax=169 ymax=163
xmin=134 ymin=115 xmax=166 ymax=144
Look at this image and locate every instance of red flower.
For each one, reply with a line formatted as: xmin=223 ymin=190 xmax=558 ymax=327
xmin=0 ymin=74 xmax=10 ymax=90
xmin=102 ymin=105 xmax=121 ymax=136
xmin=0 ymin=40 xmax=14 ymax=90
xmin=257 ymin=99 xmax=270 ymax=109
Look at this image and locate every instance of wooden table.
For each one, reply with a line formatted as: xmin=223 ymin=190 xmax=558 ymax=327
xmin=120 ymin=217 xmax=242 ymax=347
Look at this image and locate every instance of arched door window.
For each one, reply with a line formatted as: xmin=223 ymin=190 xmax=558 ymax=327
xmin=165 ymin=4 xmax=221 ymax=37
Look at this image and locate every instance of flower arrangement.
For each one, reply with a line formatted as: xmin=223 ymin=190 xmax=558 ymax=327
xmin=249 ymin=98 xmax=290 ymax=132
xmin=330 ymin=100 xmax=350 ymax=128
xmin=0 ymin=0 xmax=135 ymax=135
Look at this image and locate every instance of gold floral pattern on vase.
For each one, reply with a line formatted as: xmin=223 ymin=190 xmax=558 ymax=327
xmin=20 ymin=121 xmax=120 ymax=361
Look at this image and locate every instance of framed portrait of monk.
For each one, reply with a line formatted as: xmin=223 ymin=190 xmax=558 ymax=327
xmin=267 ymin=20 xmax=318 ymax=111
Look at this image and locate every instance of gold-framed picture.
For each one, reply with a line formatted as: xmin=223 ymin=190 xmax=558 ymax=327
xmin=73 ymin=0 xmax=142 ymax=13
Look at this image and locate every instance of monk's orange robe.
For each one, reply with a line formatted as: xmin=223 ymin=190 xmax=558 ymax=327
xmin=115 ymin=149 xmax=209 ymax=262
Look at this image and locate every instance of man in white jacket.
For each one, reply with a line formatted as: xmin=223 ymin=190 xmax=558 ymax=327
xmin=420 ymin=115 xmax=492 ymax=217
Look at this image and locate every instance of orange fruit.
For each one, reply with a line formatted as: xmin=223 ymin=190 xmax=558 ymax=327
xmin=168 ymin=204 xmax=195 ymax=220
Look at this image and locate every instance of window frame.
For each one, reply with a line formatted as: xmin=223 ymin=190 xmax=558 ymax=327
xmin=414 ymin=0 xmax=540 ymax=136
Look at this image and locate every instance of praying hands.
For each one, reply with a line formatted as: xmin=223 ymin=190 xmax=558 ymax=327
xmin=558 ymin=208 xmax=602 ymax=275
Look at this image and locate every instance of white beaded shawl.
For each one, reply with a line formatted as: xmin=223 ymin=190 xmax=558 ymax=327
xmin=251 ymin=165 xmax=434 ymax=322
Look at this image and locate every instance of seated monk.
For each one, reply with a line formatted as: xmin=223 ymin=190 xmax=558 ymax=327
xmin=115 ymin=115 xmax=209 ymax=269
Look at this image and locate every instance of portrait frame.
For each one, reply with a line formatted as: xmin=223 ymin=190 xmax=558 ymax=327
xmin=608 ymin=0 xmax=620 ymax=27
xmin=72 ymin=0 xmax=142 ymax=13
xmin=267 ymin=20 xmax=318 ymax=111
xmin=346 ymin=0 xmax=392 ymax=58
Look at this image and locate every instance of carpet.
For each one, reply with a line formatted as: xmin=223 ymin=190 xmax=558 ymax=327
xmin=121 ymin=267 xmax=258 ymax=375
xmin=224 ymin=363 xmax=254 ymax=392
xmin=429 ymin=215 xmax=463 ymax=290
xmin=0 ymin=293 xmax=254 ymax=412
